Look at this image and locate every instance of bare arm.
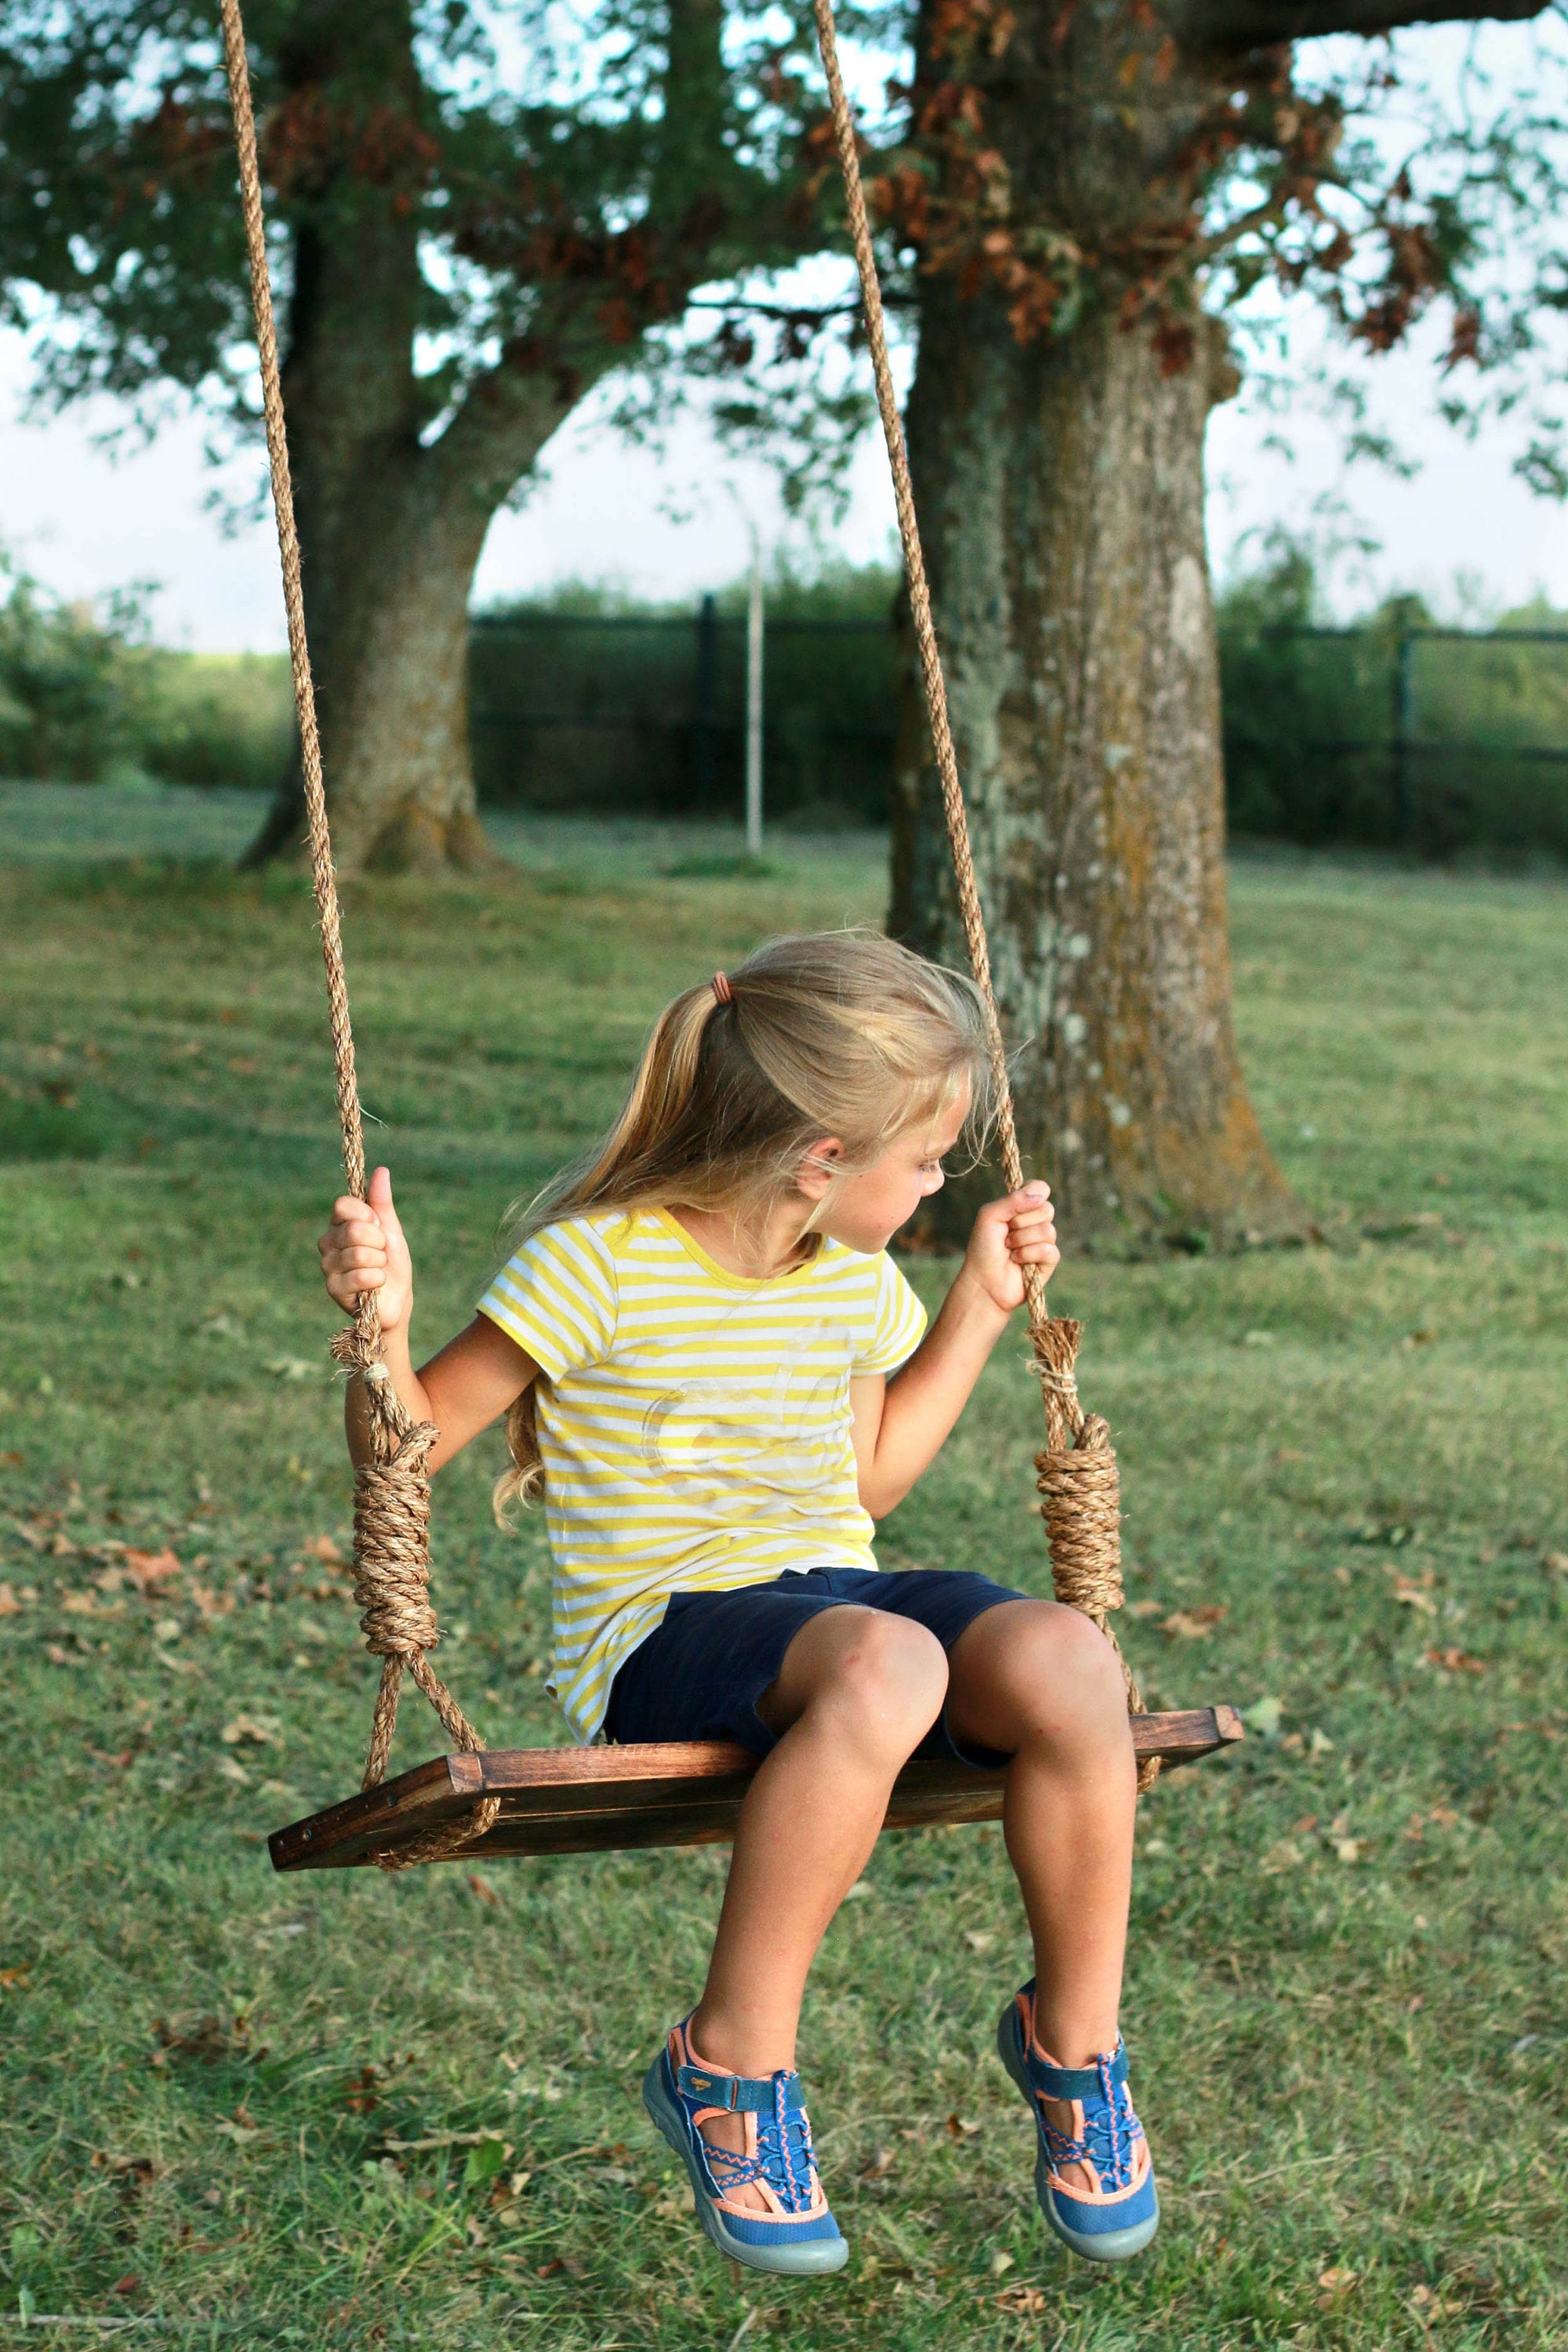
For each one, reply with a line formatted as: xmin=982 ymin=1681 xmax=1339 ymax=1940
xmin=344 ymin=1312 xmax=539 ymax=1477
xmin=321 ymin=1167 xmax=538 ymax=1476
xmin=851 ymin=1182 xmax=1059 ymax=1520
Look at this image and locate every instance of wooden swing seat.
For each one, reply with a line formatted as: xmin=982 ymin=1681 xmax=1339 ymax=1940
xmin=270 ymin=1707 xmax=1242 ymax=1872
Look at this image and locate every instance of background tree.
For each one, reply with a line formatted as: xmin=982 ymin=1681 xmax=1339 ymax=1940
xmin=876 ymin=0 xmax=1566 ymax=1244
xmin=0 ymin=0 xmax=856 ymax=869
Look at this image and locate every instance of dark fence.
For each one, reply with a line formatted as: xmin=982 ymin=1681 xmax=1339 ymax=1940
xmin=469 ymin=600 xmax=898 ymax=828
xmin=1222 ymin=624 xmax=1568 ymax=858
xmin=470 ymin=604 xmax=1568 ymax=856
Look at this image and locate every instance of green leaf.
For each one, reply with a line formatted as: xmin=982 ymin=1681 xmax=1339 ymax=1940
xmin=463 ymin=2136 xmax=508 ymax=2187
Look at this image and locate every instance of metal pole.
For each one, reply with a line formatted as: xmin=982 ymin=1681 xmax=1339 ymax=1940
xmin=745 ymin=546 xmax=764 ymax=855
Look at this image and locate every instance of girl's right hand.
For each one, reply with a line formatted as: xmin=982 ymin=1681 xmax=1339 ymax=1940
xmin=318 ymin=1165 xmax=413 ymax=1337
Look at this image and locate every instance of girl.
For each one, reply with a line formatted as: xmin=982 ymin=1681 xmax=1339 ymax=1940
xmin=318 ymin=931 xmax=1156 ymax=2279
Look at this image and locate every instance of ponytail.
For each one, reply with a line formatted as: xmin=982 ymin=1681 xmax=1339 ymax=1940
xmin=495 ymin=931 xmax=993 ymax=1521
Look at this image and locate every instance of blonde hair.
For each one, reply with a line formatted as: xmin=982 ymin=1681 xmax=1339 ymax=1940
xmin=495 ymin=929 xmax=994 ymax=1519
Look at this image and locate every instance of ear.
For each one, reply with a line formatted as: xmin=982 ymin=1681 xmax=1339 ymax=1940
xmin=795 ymin=1138 xmax=844 ymax=1202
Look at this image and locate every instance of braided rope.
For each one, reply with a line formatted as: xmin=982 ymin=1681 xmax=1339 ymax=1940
xmin=218 ymin=0 xmax=498 ymax=1864
xmin=809 ymin=0 xmax=1155 ymax=1782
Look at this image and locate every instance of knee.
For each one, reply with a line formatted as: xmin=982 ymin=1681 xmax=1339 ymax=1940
xmin=815 ymin=1611 xmax=948 ymax=1764
xmin=994 ymin=1600 xmax=1128 ymax=1743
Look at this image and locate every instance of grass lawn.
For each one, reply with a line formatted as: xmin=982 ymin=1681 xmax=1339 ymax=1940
xmin=2 ymin=787 xmax=1565 ymax=2350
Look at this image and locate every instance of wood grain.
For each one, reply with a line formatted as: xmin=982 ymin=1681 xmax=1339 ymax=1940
xmin=269 ymin=1706 xmax=1243 ymax=1872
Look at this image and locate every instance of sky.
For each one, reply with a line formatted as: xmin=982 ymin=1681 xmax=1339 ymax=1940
xmin=2 ymin=21 xmax=1564 ymax=650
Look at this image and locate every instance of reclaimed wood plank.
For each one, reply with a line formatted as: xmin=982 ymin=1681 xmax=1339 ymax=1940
xmin=269 ymin=1705 xmax=1243 ymax=1871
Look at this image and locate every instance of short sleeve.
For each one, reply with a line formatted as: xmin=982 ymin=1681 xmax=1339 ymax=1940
xmin=477 ymin=1217 xmax=619 ymax=1381
xmin=855 ymin=1252 xmax=927 ymax=1375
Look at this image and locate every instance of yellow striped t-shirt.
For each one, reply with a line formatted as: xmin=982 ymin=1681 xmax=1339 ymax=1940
xmin=477 ymin=1207 xmax=928 ymax=1742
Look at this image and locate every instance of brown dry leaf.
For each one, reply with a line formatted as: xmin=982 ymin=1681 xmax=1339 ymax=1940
xmin=125 ymin=1547 xmax=181 ymax=1590
xmin=45 ymin=1642 xmax=77 ymax=1666
xmin=0 ymin=1966 xmax=32 ymax=1991
xmin=1425 ymin=1646 xmax=1486 ymax=1675
xmin=303 ymin=1534 xmax=347 ymax=1566
xmin=996 ymin=2285 xmax=1047 ymax=2316
xmin=962 ymin=1929 xmax=996 ymax=1954
xmin=466 ymin=1873 xmax=501 ymax=1906
xmin=1161 ymin=1605 xmax=1226 ymax=1639
xmin=1127 ymin=1598 xmax=1163 ymax=1619
xmin=1317 ymin=2266 xmax=1358 ymax=2304
xmin=859 ymin=2147 xmax=896 ymax=2180
xmin=1260 ymin=1839 xmax=1305 ymax=1875
xmin=1334 ymin=1837 xmax=1363 ymax=1864
xmin=60 ymin=1589 xmax=99 ymax=1615
xmin=221 ymin=1713 xmax=281 ymax=1748
xmin=1543 ymin=1552 xmax=1568 ymax=1575
xmin=1410 ymin=2283 xmax=1454 ymax=2321
xmin=154 ymin=2013 xmax=250 ymax=2064
xmin=946 ymin=2114 xmax=982 ymax=2140
xmin=0 ymin=1582 xmax=21 ymax=1616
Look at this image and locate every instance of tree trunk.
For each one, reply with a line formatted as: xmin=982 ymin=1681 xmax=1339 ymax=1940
xmin=892 ymin=58 xmax=1298 ymax=1247
xmin=247 ymin=448 xmax=501 ymax=875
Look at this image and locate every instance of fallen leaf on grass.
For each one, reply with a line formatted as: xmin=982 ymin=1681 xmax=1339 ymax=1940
xmin=989 ymin=2251 xmax=1014 ymax=2276
xmin=215 ymin=1755 xmax=252 ymax=1787
xmin=1410 ymin=2283 xmax=1454 ymax=2321
xmin=1161 ymin=1605 xmax=1225 ymax=1639
xmin=266 ymin=1357 xmax=320 ymax=1383
xmin=1391 ymin=1575 xmax=1438 ymax=1615
xmin=1334 ymin=1837 xmax=1363 ymax=1864
xmin=1425 ymin=1647 xmax=1486 ymax=1675
xmin=466 ymin=1873 xmax=501 ymax=1906
xmin=1317 ymin=2266 xmax=1358 ymax=2303
xmin=962 ymin=1929 xmax=996 ymax=1954
xmin=1542 ymin=1552 xmax=1568 ymax=1575
xmin=45 ymin=1643 xmax=78 ymax=1666
xmin=0 ymin=1582 xmax=22 ymax=1615
xmin=1241 ymin=1695 xmax=1284 ymax=1737
xmin=1260 ymin=1839 xmax=1305 ymax=1875
xmin=124 ymin=1548 xmax=180 ymax=1590
xmin=1127 ymin=1598 xmax=1163 ymax=1618
xmin=302 ymin=1534 xmax=346 ymax=1565
xmin=996 ymin=2285 xmax=1047 ymax=2316
xmin=0 ymin=1966 xmax=32 ymax=1991
xmin=946 ymin=2114 xmax=982 ymax=2140
xmin=221 ymin=1713 xmax=281 ymax=1747
xmin=153 ymin=2014 xmax=251 ymax=2063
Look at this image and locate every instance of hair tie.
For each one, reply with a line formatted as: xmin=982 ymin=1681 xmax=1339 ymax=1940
xmin=711 ymin=971 xmax=733 ymax=1004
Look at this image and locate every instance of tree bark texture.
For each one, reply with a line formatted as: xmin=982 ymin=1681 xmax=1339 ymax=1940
xmin=248 ymin=205 xmax=583 ymax=874
xmin=891 ymin=7 xmax=1299 ymax=1247
xmin=244 ymin=0 xmax=720 ymax=874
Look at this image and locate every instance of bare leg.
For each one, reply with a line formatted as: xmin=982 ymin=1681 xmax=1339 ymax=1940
xmin=687 ymin=1606 xmax=948 ymax=2202
xmin=945 ymin=1599 xmax=1136 ymax=2068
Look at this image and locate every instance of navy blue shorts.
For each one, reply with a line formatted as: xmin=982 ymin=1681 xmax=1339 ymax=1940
xmin=604 ymin=1565 xmax=1026 ymax=1768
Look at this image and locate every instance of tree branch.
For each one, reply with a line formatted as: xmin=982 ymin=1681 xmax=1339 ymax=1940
xmin=1182 ymin=0 xmax=1548 ymax=53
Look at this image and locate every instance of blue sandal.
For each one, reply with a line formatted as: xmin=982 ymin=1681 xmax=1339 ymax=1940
xmin=997 ymin=1983 xmax=1160 ymax=2263
xmin=641 ymin=2016 xmax=848 ymax=2278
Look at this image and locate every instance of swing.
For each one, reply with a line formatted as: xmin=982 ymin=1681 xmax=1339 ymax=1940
xmin=213 ymin=0 xmax=1242 ymax=1878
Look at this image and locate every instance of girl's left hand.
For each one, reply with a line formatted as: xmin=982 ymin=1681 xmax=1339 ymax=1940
xmin=962 ymin=1181 xmax=1060 ymax=1313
